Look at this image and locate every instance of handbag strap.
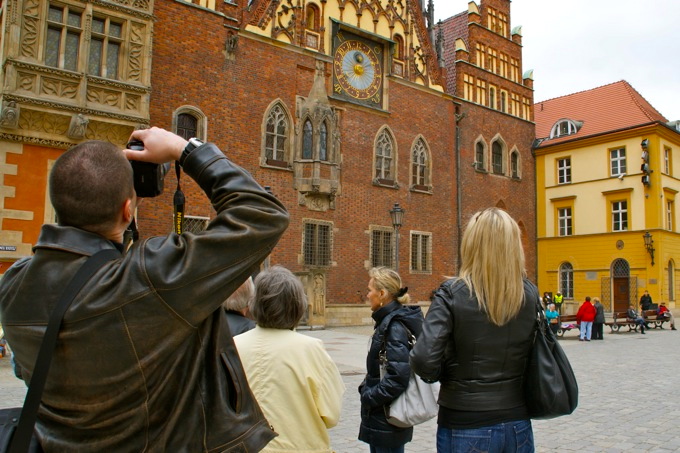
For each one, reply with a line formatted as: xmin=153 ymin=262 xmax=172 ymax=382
xmin=10 ymin=248 xmax=120 ymax=453
xmin=379 ymin=318 xmax=416 ymax=365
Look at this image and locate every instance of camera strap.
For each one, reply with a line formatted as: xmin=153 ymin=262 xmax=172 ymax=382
xmin=173 ymin=162 xmax=185 ymax=234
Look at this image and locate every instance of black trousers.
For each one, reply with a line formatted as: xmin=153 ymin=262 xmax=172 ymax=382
xmin=592 ymin=322 xmax=604 ymax=339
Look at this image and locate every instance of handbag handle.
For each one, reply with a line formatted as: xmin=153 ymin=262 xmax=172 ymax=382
xmin=10 ymin=248 xmax=120 ymax=453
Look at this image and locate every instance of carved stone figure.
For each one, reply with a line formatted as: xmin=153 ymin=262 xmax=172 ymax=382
xmin=68 ymin=113 xmax=89 ymax=139
xmin=0 ymin=101 xmax=19 ymax=129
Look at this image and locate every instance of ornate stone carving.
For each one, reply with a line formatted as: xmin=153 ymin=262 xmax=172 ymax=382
xmin=17 ymin=72 xmax=37 ymax=93
xmin=67 ymin=114 xmax=89 ymax=139
xmin=85 ymin=120 xmax=134 ymax=146
xmin=128 ymin=43 xmax=143 ymax=82
xmin=0 ymin=132 xmax=74 ymax=149
xmin=41 ymin=77 xmax=79 ymax=99
xmin=20 ymin=0 xmax=40 ymax=59
xmin=125 ymin=94 xmax=141 ymax=111
xmin=18 ymin=109 xmax=70 ymax=135
xmin=4 ymin=93 xmax=148 ymax=124
xmin=0 ymin=101 xmax=20 ymax=129
xmin=86 ymin=87 xmax=122 ymax=108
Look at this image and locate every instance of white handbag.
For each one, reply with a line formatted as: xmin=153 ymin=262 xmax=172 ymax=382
xmin=379 ymin=322 xmax=440 ymax=428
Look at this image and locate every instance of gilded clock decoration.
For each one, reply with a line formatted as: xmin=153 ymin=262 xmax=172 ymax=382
xmin=333 ymin=40 xmax=382 ymax=101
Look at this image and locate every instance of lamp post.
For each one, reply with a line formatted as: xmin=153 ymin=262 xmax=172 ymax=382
xmin=389 ymin=203 xmax=405 ymax=271
xmin=643 ymin=231 xmax=655 ymax=266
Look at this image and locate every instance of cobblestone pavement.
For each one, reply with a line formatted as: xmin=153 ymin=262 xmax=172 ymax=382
xmin=2 ymin=325 xmax=680 ymax=452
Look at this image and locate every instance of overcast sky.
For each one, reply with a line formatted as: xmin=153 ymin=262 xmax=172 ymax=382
xmin=433 ymin=0 xmax=680 ymax=121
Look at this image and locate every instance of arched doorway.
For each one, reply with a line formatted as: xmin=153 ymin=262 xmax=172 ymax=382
xmin=612 ymin=259 xmax=631 ymax=312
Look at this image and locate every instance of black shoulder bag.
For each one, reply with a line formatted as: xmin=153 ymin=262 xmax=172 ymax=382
xmin=524 ymin=289 xmax=579 ymax=419
xmin=0 ymin=249 xmax=120 ymax=453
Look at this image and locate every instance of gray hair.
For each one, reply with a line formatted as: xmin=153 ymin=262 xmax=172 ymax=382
xmin=223 ymin=277 xmax=254 ymax=312
xmin=250 ymin=266 xmax=307 ymax=329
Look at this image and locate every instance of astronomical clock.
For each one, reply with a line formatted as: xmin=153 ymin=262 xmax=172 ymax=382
xmin=332 ymin=24 xmax=385 ymax=109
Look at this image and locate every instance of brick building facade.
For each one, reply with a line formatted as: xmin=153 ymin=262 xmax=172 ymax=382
xmin=142 ymin=0 xmax=457 ymax=326
xmin=437 ymin=0 xmax=537 ymax=279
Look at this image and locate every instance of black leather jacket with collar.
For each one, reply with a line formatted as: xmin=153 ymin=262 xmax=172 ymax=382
xmin=0 ymin=143 xmax=289 ymax=452
xmin=411 ymin=278 xmax=536 ymax=412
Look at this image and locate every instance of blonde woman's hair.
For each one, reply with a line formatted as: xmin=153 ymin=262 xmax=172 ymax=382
xmin=459 ymin=208 xmax=526 ymax=326
xmin=368 ymin=267 xmax=410 ymax=305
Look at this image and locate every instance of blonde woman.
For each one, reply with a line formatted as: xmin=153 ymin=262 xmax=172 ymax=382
xmin=359 ymin=267 xmax=424 ymax=453
xmin=411 ymin=208 xmax=536 ymax=452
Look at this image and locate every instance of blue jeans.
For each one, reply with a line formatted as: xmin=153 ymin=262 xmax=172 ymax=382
xmin=579 ymin=321 xmax=593 ymax=340
xmin=369 ymin=446 xmax=405 ymax=453
xmin=436 ymin=420 xmax=534 ymax=453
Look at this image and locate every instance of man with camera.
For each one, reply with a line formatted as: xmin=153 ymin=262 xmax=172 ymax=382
xmin=0 ymin=127 xmax=288 ymax=451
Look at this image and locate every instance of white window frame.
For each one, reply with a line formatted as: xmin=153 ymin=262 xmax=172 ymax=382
xmin=612 ymin=201 xmax=628 ymax=231
xmin=610 ymin=147 xmax=626 ymax=177
xmin=557 ymin=157 xmax=571 ymax=184
xmin=558 ymin=207 xmax=572 ymax=236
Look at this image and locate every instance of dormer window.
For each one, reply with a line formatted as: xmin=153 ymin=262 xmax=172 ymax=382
xmin=550 ymin=119 xmax=581 ymax=138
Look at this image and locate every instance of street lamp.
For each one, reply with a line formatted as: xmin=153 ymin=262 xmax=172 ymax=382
xmin=389 ymin=203 xmax=405 ymax=271
xmin=643 ymin=231 xmax=655 ymax=266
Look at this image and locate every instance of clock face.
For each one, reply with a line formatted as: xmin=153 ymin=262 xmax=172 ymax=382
xmin=333 ymin=39 xmax=383 ymax=102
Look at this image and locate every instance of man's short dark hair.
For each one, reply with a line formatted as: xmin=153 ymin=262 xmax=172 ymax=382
xmin=50 ymin=140 xmax=133 ymax=234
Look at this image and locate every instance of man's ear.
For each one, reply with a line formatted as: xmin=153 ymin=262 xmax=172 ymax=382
xmin=122 ymin=198 xmax=134 ymax=224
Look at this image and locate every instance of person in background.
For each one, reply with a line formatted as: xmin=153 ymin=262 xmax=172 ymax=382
xmin=234 ymin=266 xmax=345 ymax=452
xmin=359 ymin=266 xmax=424 ymax=453
xmin=553 ymin=291 xmax=564 ymax=314
xmin=639 ymin=290 xmax=653 ymax=311
xmin=223 ymin=276 xmax=256 ymax=335
xmin=657 ymin=302 xmax=677 ymax=330
xmin=592 ymin=297 xmax=605 ymax=340
xmin=410 ymin=208 xmax=535 ymax=453
xmin=543 ymin=292 xmax=553 ymax=310
xmin=545 ymin=303 xmax=560 ymax=336
xmin=576 ymin=296 xmax=596 ymax=341
xmin=627 ymin=305 xmax=646 ymax=334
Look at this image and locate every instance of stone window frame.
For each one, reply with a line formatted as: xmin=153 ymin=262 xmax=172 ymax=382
xmin=490 ymin=135 xmax=507 ymax=176
xmin=373 ymin=126 xmax=399 ymax=188
xmin=44 ymin=2 xmax=143 ymax=82
xmin=172 ymin=105 xmax=207 ymax=141
xmin=409 ymin=230 xmax=432 ymax=274
xmin=302 ymin=219 xmax=334 ymax=268
xmin=409 ymin=135 xmax=432 ymax=193
xmin=474 ymin=136 xmax=487 ymax=172
xmin=369 ymin=225 xmax=394 ymax=269
xmin=510 ymin=148 xmax=521 ymax=179
xmin=261 ymin=99 xmax=294 ymax=170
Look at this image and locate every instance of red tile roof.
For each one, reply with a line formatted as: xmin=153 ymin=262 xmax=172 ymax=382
xmin=534 ymin=80 xmax=668 ymax=147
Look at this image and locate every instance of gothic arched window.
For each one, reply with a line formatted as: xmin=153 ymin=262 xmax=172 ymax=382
xmin=375 ymin=128 xmax=395 ymax=183
xmin=492 ymin=140 xmax=504 ymax=175
xmin=263 ymin=102 xmax=292 ymax=167
xmin=319 ymin=121 xmax=328 ymax=161
xmin=411 ymin=138 xmax=431 ymax=191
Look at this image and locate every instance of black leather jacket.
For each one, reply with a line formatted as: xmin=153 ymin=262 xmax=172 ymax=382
xmin=358 ymin=302 xmax=423 ymax=448
xmin=0 ymin=143 xmax=289 ymax=452
xmin=411 ymin=279 xmax=536 ymax=412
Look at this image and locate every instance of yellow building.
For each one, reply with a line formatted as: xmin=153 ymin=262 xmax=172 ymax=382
xmin=535 ymin=81 xmax=680 ymax=314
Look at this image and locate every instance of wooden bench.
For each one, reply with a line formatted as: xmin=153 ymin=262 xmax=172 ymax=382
xmin=556 ymin=315 xmax=579 ymax=337
xmin=606 ymin=311 xmax=643 ymax=332
xmin=642 ymin=309 xmax=671 ymax=329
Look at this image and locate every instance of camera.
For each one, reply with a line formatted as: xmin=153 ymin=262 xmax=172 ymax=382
xmin=128 ymin=140 xmax=169 ymax=198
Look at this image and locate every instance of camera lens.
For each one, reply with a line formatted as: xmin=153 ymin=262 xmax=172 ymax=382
xmin=127 ymin=140 xmax=144 ymax=151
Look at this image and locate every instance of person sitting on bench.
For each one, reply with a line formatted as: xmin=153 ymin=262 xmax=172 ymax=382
xmin=627 ymin=305 xmax=646 ymax=334
xmin=657 ymin=302 xmax=677 ymax=331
